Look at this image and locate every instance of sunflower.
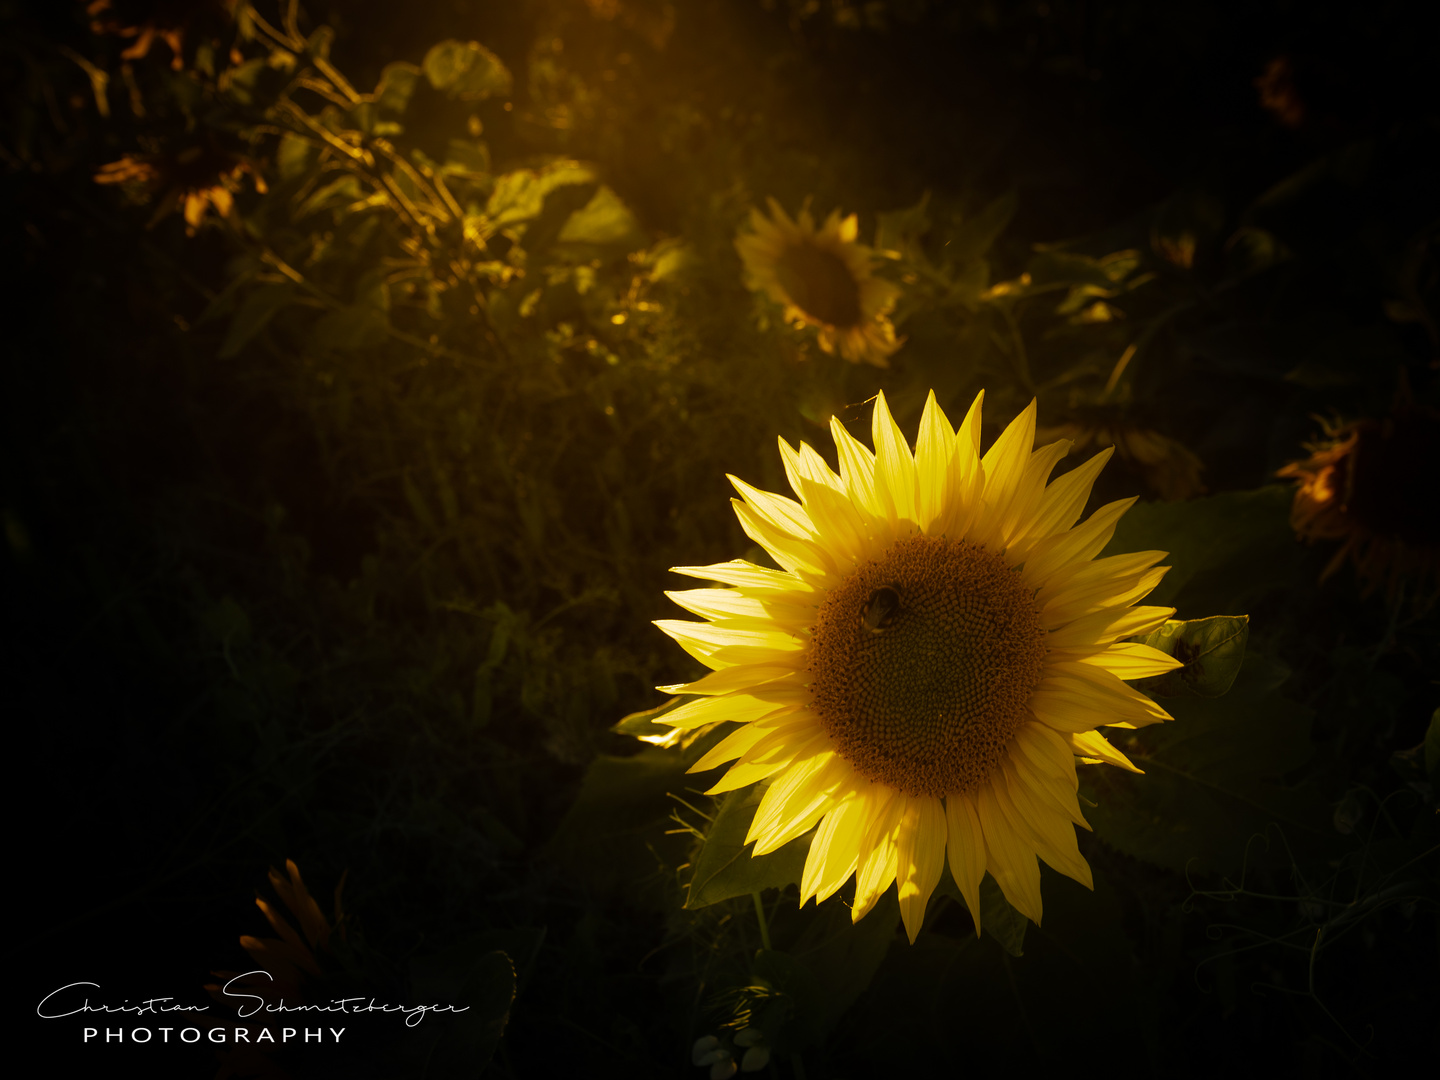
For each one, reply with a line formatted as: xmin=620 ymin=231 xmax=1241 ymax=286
xmin=655 ymin=391 xmax=1182 ymax=943
xmin=205 ymin=860 xmax=347 ymax=1006
xmin=95 ymin=136 xmax=265 ymax=235
xmin=1277 ymin=405 xmax=1440 ymax=610
xmin=736 ymin=198 xmax=902 ymax=368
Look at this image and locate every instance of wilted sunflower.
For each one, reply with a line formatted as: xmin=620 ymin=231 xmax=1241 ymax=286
xmin=655 ymin=391 xmax=1181 ymax=942
xmin=206 ymin=860 xmax=347 ymax=1006
xmin=1278 ymin=405 xmax=1440 ymax=610
xmin=736 ymin=198 xmax=902 ymax=367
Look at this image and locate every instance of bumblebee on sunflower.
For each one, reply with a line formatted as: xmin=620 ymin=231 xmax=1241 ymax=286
xmin=736 ymin=198 xmax=903 ymax=368
xmin=655 ymin=390 xmax=1183 ymax=943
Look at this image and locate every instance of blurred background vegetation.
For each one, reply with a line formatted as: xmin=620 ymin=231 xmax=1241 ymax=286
xmin=5 ymin=1 xmax=1436 ymax=1076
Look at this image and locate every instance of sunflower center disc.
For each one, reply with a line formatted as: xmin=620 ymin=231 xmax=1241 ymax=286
xmin=808 ymin=535 xmax=1048 ymax=798
xmin=774 ymin=240 xmax=863 ymax=327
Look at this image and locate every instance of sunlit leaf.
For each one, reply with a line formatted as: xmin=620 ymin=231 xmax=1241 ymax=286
xmin=612 ymin=696 xmax=682 ymax=738
xmin=277 ymin=133 xmax=314 ymax=181
xmin=423 ymin=40 xmax=513 ymax=101
xmin=375 ymin=60 xmax=421 ymax=115
xmin=556 ymin=185 xmax=642 ymax=249
xmin=686 ymin=783 xmax=811 ymax=909
xmin=1131 ymin=615 xmax=1250 ymax=699
xmin=484 ymin=162 xmax=598 ymax=232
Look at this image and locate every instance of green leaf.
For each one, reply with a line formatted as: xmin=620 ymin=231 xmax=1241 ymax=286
xmin=311 ymin=304 xmax=389 ymax=352
xmin=1083 ymin=653 xmax=1331 ymax=876
xmin=975 ymin=876 xmax=1028 ymax=957
xmin=556 ymin=185 xmax=642 ymax=249
xmin=948 ymin=190 xmax=1016 ymax=264
xmin=409 ymin=947 xmax=516 ymax=1078
xmin=1102 ymin=486 xmax=1299 ymax=615
xmin=611 ymin=696 xmax=681 ymax=738
xmin=423 ymin=39 xmax=513 ymax=101
xmin=376 ymin=60 xmax=421 ymax=115
xmin=935 ymin=870 xmax=1027 ymax=956
xmin=544 ymin=729 xmax=724 ymax=895
xmin=686 ymin=783 xmax=812 ymax=909
xmin=443 ymin=137 xmax=491 ymax=179
xmin=277 ymin=133 xmax=314 ymax=181
xmin=219 ymin=283 xmax=295 ymax=358
xmin=484 ymin=162 xmax=598 ymax=233
xmin=1132 ymin=615 xmax=1250 ymax=698
xmin=875 ymin=192 xmax=931 ymax=260
xmin=1028 ymin=248 xmax=1140 ymax=291
xmin=751 ymin=891 xmax=900 ymax=1055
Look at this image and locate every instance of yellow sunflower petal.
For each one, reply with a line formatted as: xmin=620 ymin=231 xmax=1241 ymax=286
xmin=943 ymin=791 xmax=987 ymax=937
xmin=732 ymin=500 xmax=832 ymax=578
xmin=976 ymin=782 xmax=1044 ymax=924
xmin=747 ymin=750 xmax=852 ymax=855
xmin=1005 ymin=446 xmax=1116 ymax=563
xmin=664 ymin=686 xmax=806 ymax=731
xmin=1042 ymin=604 xmax=1175 ymax=650
xmin=669 ymin=559 xmax=817 ymax=595
xmin=830 ymin=416 xmax=884 ymax=520
xmin=779 ymin=437 xmax=844 ymax=499
xmin=657 ymin=665 xmax=805 ymax=696
xmin=730 ymin=474 xmax=816 ymax=541
xmin=1068 ymin=729 xmax=1143 ymax=773
xmin=998 ymin=761 xmax=1092 ymax=888
xmin=1020 ymin=496 xmax=1139 ymax=587
xmin=1075 ymin=641 xmax=1184 ymax=679
xmin=896 ymin=794 xmax=947 ymax=943
xmin=872 ymin=390 xmax=920 ymax=526
xmin=689 ymin=711 xmax=812 ymax=771
xmin=915 ymin=390 xmax=959 ymax=533
xmin=852 ymin=790 xmax=904 ymax=921
xmin=800 ymin=785 xmax=879 ymax=905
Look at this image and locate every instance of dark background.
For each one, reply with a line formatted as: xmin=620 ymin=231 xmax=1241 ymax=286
xmin=5 ymin=1 xmax=1436 ymax=1076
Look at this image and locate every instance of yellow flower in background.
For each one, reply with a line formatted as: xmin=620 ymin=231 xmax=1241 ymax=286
xmin=1278 ymin=406 xmax=1440 ymax=611
xmin=736 ymin=198 xmax=902 ymax=367
xmin=656 ymin=391 xmax=1181 ymax=943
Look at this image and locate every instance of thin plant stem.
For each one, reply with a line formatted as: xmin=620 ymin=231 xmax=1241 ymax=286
xmin=752 ymin=891 xmax=772 ymax=951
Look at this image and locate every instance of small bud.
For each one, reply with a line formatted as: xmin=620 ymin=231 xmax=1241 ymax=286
xmin=733 ymin=1027 xmax=763 ymax=1048
xmin=710 ymin=1058 xmax=738 ymax=1080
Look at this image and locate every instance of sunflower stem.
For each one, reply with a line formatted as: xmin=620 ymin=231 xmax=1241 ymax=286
xmin=751 ymin=891 xmax=772 ymax=951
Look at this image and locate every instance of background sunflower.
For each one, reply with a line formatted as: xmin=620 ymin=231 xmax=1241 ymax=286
xmin=736 ymin=197 xmax=902 ymax=366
